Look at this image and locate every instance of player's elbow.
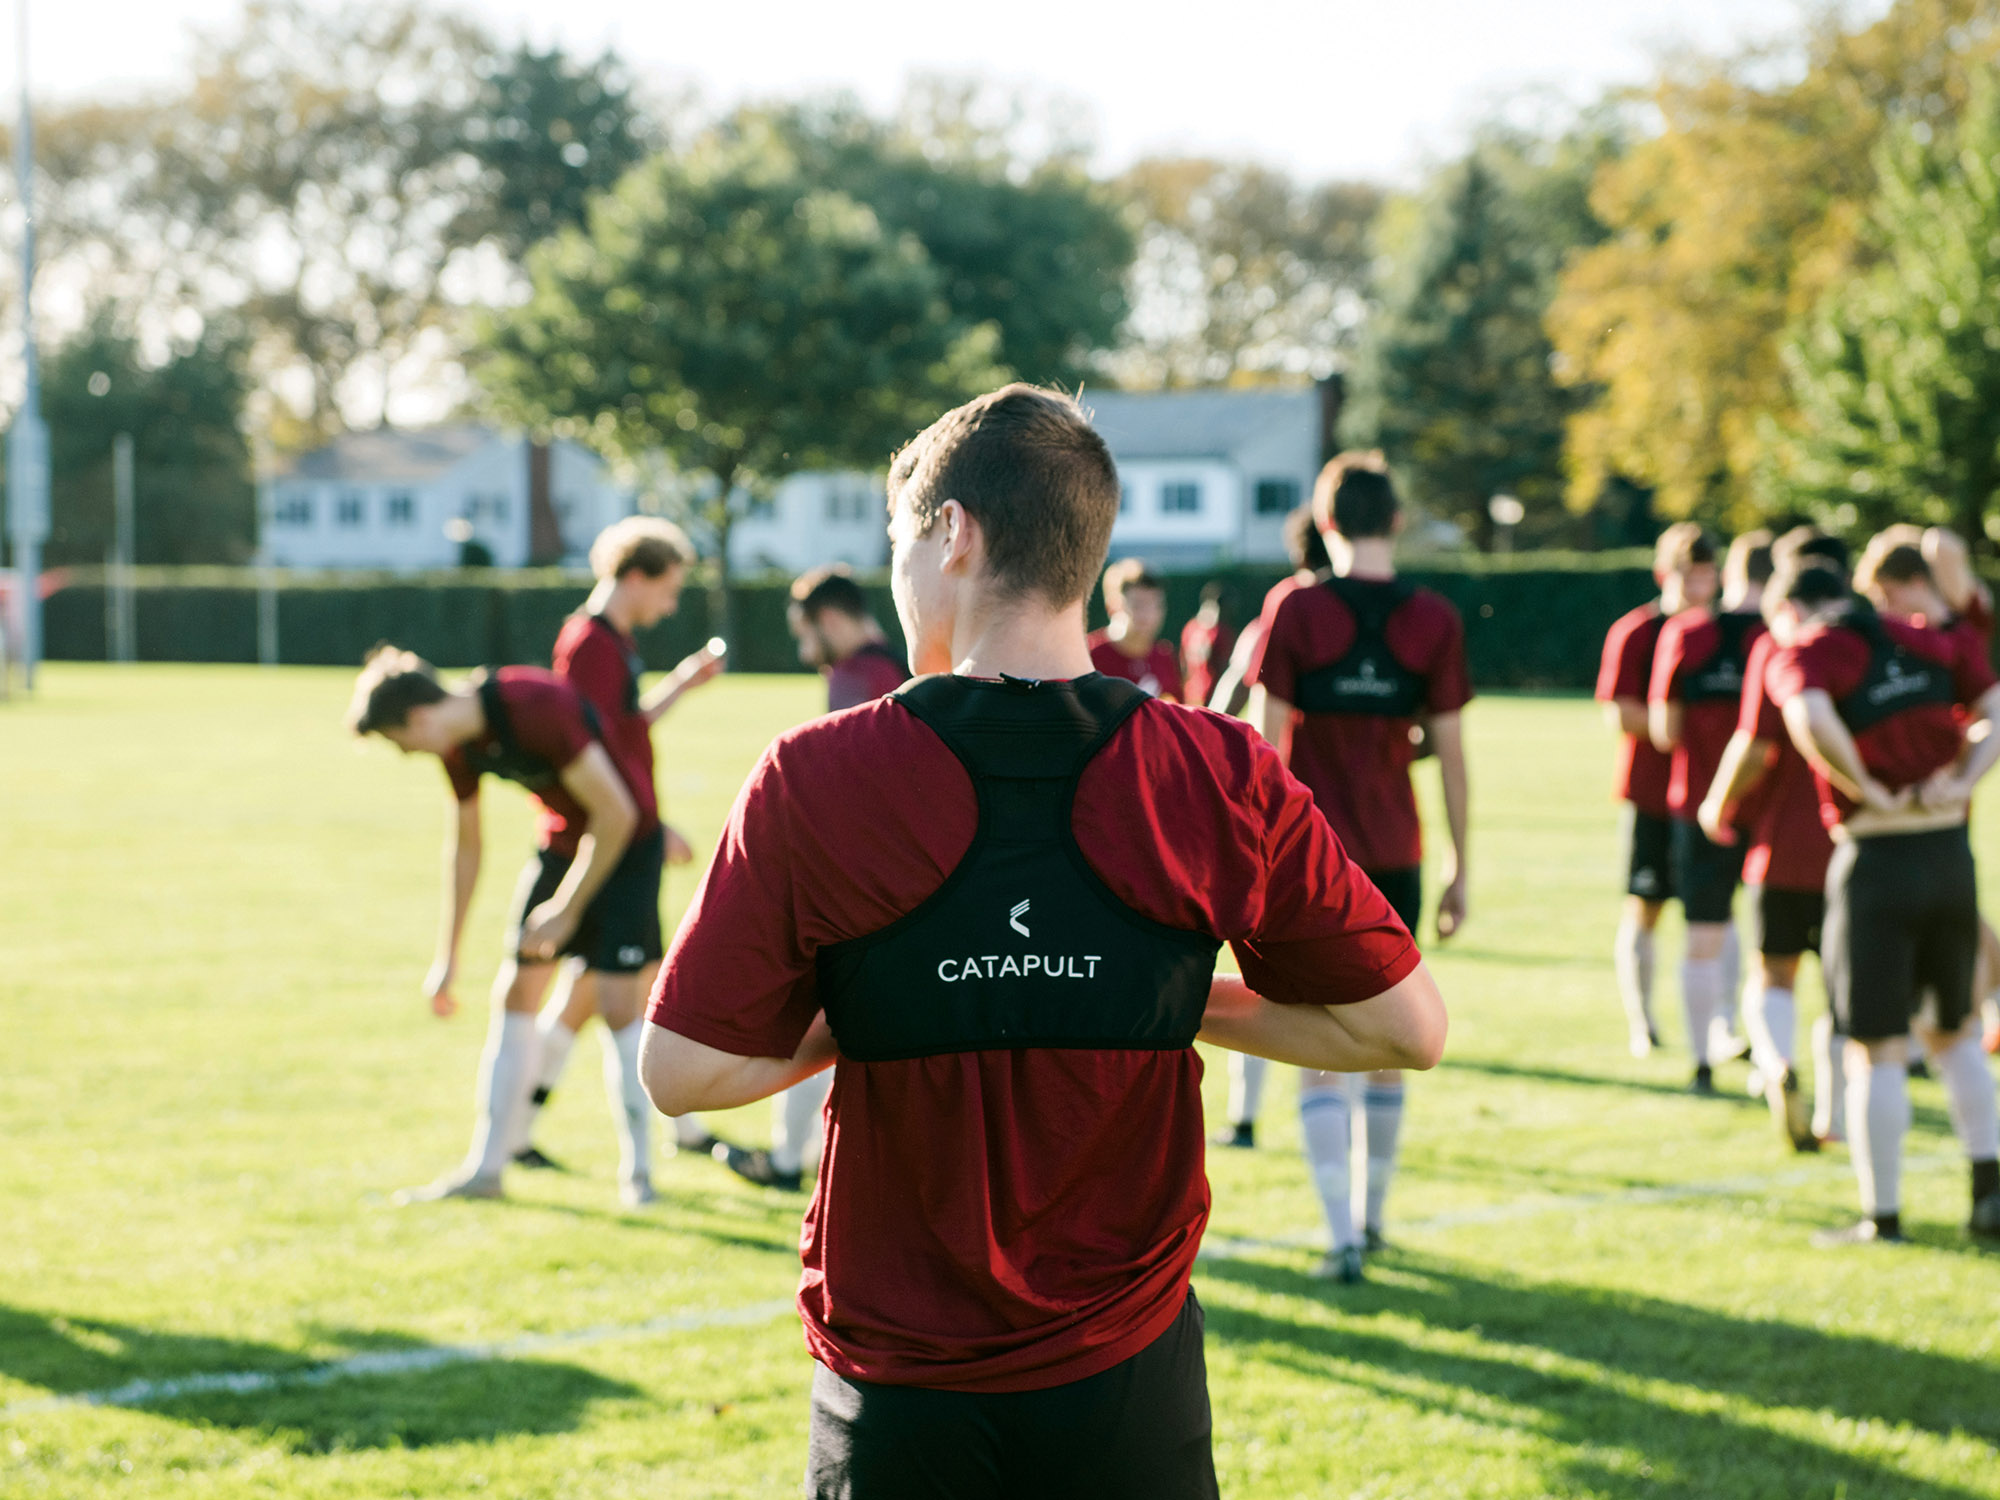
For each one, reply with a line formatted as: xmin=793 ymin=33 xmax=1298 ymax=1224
xmin=1379 ymin=965 xmax=1448 ymax=1070
xmin=639 ymin=1026 xmax=697 ymax=1117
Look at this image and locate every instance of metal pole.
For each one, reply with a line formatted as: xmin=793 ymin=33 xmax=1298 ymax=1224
xmin=6 ymin=0 xmax=48 ymax=689
xmin=112 ymin=431 xmax=134 ymax=662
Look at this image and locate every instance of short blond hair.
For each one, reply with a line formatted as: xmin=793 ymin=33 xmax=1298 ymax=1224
xmin=589 ymin=516 xmax=695 ymax=582
xmin=1101 ymin=557 xmax=1163 ymax=614
xmin=1653 ymin=521 xmax=1714 ymax=578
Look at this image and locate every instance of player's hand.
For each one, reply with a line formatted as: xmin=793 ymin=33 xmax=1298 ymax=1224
xmin=1857 ymin=775 xmax=1915 ymax=815
xmin=1696 ymin=795 xmax=1737 ymax=846
xmin=1434 ymin=877 xmax=1467 ymax=940
xmin=664 ymin=825 xmax=696 ymax=865
xmin=423 ymin=959 xmax=460 ymax=1019
xmin=1916 ymin=766 xmax=1972 ymax=814
xmin=675 ymin=645 xmax=725 ymax=691
xmin=520 ymin=901 xmax=579 ymax=962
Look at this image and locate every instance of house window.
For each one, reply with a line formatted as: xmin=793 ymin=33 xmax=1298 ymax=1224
xmin=385 ymin=491 xmax=415 ymax=526
xmin=464 ymin=493 xmax=511 ymax=523
xmin=1161 ymin=480 xmax=1202 ymax=514
xmin=336 ymin=490 xmax=365 ymax=527
xmin=273 ymin=491 xmax=313 ymax=526
xmin=825 ymin=484 xmax=870 ymax=522
xmin=1254 ymin=477 xmax=1301 ymax=515
xmin=1118 ymin=484 xmax=1132 ymax=514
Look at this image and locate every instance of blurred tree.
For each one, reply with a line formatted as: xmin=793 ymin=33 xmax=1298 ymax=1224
xmin=475 ymin=126 xmax=1004 ymax=611
xmin=1767 ymin=78 xmax=2000 ymax=543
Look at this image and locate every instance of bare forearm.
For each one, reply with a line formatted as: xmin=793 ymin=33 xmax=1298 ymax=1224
xmin=641 ymin=1018 xmax=838 ymax=1115
xmin=1709 ymin=733 xmax=1771 ymax=811
xmin=550 ymin=819 xmax=634 ymax=916
xmin=1435 ymin=726 xmax=1469 ymax=882
xmin=1197 ymin=973 xmax=1446 ymax=1072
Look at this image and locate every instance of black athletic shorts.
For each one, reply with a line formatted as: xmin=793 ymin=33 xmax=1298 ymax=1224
xmin=805 ymin=1290 xmax=1216 ymax=1500
xmin=1365 ymin=866 xmax=1423 ymax=937
xmin=1622 ymin=806 xmax=1676 ymax=904
xmin=1823 ymin=825 xmax=1978 ymax=1042
xmin=1671 ymin=818 xmax=1743 ymax=925
xmin=505 ymin=826 xmax=664 ymax=973
xmin=1753 ymin=885 xmax=1824 ymax=958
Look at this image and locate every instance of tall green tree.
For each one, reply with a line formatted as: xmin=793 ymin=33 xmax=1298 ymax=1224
xmin=1769 ymin=78 xmax=2000 ymax=542
xmin=475 ymin=126 xmax=1004 ymax=601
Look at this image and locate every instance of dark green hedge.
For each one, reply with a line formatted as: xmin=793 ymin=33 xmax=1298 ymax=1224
xmin=42 ymin=553 xmax=1660 ymax=690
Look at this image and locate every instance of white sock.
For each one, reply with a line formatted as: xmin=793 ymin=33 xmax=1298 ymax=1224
xmin=773 ymin=1073 xmax=832 ymax=1177
xmin=1746 ymin=984 xmax=1796 ymax=1077
xmin=1721 ymin=925 xmax=1742 ymax=1032
xmin=468 ymin=1012 xmax=538 ymax=1181
xmin=1681 ymin=957 xmax=1724 ymax=1066
xmin=1846 ymin=1056 xmax=1910 ymax=1217
xmin=1300 ymin=1073 xmax=1359 ymax=1251
xmin=1362 ymin=1081 xmax=1406 ymax=1234
xmin=1934 ymin=1034 xmax=2000 ymax=1162
xmin=1613 ymin=913 xmax=1656 ymax=1041
xmin=511 ymin=1010 xmax=580 ymax=1155
xmin=1812 ymin=1015 xmax=1846 ymax=1139
xmin=1228 ymin=1052 xmax=1269 ymax=1128
xmin=599 ymin=1020 xmax=653 ymax=1187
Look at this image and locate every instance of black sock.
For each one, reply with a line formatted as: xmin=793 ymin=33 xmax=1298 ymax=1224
xmin=1873 ymin=1212 xmax=1902 ymax=1239
xmin=1973 ymin=1159 xmax=2000 ymax=1203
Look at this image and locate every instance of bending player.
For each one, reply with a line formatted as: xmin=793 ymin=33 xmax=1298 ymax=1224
xmin=711 ymin=564 xmax=911 ymax=1193
xmin=511 ymin=518 xmax=726 ymax=1185
xmin=1245 ymin=451 xmax=1471 ymax=1279
xmin=1764 ymin=560 xmax=2000 ymax=1245
xmin=642 ymin=385 xmax=1446 ymax=1498
xmin=1596 ymin=523 xmax=1715 ymax=1057
xmin=1649 ymin=531 xmax=1767 ymax=1092
xmin=347 ymin=648 xmax=658 ymax=1204
xmin=1089 ymin=559 xmax=1183 ymax=700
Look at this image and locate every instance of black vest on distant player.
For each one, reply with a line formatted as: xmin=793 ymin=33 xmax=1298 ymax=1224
xmin=585 ymin=614 xmax=647 ymax=716
xmin=1292 ymin=576 xmax=1425 ymax=717
xmin=814 ymin=674 xmax=1221 ymax=1064
xmin=462 ymin=671 xmax=602 ymax=792
xmin=1680 ymin=610 xmax=1763 ymax=706
xmin=1833 ymin=607 xmax=1956 ymax=733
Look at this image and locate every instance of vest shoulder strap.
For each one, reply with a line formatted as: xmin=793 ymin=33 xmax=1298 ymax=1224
xmin=891 ymin=672 xmax=1150 ymax=781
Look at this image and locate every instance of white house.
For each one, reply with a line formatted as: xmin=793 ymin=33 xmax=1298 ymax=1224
xmin=259 ymin=425 xmax=634 ymax=571
xmin=729 ymin=470 xmax=890 ymax=575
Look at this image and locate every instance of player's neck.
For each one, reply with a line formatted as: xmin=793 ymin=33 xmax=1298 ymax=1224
xmin=588 ymin=578 xmax=638 ymax=635
xmin=1106 ymin=617 xmax=1156 ymax=656
xmin=1722 ymin=583 xmax=1763 ymax=614
xmin=438 ymin=691 xmax=486 ymax=746
xmin=1328 ymin=535 xmax=1396 ymax=580
xmin=952 ymin=598 xmax=1096 ymax=682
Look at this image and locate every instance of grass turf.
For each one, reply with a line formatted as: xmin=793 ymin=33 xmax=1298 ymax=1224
xmin=4 ymin=663 xmax=1998 ymax=1499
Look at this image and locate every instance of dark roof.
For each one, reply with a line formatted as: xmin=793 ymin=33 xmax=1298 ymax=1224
xmin=281 ymin=424 xmax=500 ymax=483
xmin=1081 ymin=387 xmax=1317 ymax=460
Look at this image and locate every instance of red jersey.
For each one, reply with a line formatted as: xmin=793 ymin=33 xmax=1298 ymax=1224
xmin=1737 ymin=632 xmax=1833 ymax=891
xmin=442 ymin=667 xmax=656 ymax=854
xmin=1596 ymin=602 xmax=1672 ymax=818
xmin=553 ymin=614 xmax=661 ymax=846
xmin=1179 ymin=616 xmax=1236 ymax=709
xmin=1245 ymin=575 xmax=1472 ymax=872
xmin=1650 ymin=609 xmax=1767 ymax=819
xmin=1766 ymin=611 xmax=1996 ymax=826
xmin=1087 ymin=630 xmax=1184 ymax=701
xmin=826 ymin=641 xmax=910 ymax=712
xmin=649 ymin=686 xmax=1419 ymax=1393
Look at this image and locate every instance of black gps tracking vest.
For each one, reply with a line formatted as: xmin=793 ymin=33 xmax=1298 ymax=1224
xmin=1681 ymin=610 xmax=1762 ymax=705
xmin=463 ymin=671 xmax=603 ymax=792
xmin=1292 ymin=576 xmax=1425 ymax=717
xmin=585 ymin=614 xmax=647 ymax=716
xmin=1834 ymin=608 xmax=1956 ymax=733
xmin=814 ymin=674 xmax=1222 ymax=1064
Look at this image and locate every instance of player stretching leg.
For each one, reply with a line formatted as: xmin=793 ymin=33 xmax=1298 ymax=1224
xmin=1764 ymin=561 xmax=2000 ymax=1245
xmin=1089 ymin=560 xmax=1184 ymax=700
xmin=348 ymin=650 xmax=653 ymax=1203
xmin=510 ymin=519 xmax=724 ymax=1185
xmin=1246 ymin=452 xmax=1471 ymax=1279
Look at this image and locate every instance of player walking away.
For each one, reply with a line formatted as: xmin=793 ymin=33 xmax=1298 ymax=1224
xmin=1180 ymin=583 xmax=1235 ymax=710
xmin=510 ymin=518 xmax=726 ymax=1195
xmin=642 ymin=386 xmax=1446 ymax=1499
xmin=1650 ymin=532 xmax=1769 ymax=1093
xmin=1597 ymin=522 xmax=1717 ymax=1057
xmin=1698 ymin=530 xmax=1849 ymax=1150
xmin=1764 ymin=560 xmax=2000 ymax=1246
xmin=1089 ymin=559 xmax=1184 ymax=700
xmin=708 ymin=565 xmax=914 ymax=1194
xmin=346 ymin=649 xmax=654 ymax=1204
xmin=1245 ymin=450 xmax=1471 ymax=1280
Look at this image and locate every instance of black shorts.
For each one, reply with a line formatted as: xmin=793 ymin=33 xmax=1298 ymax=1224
xmin=805 ymin=1291 xmax=1216 ymax=1500
xmin=1671 ymin=818 xmax=1743 ymax=925
xmin=1622 ymin=807 xmax=1676 ymax=904
xmin=1823 ymin=826 xmax=1978 ymax=1042
xmin=506 ymin=826 xmax=665 ymax=973
xmin=1365 ymin=866 xmax=1423 ymax=937
xmin=1753 ymin=885 xmax=1824 ymax=958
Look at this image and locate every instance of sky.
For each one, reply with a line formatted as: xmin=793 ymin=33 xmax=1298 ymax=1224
xmin=14 ymin=0 xmax=1892 ymax=184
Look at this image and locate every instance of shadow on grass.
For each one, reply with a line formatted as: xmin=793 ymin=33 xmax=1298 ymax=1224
xmin=1203 ymin=1250 xmax=1996 ymax=1498
xmin=0 ymin=1305 xmax=637 ymax=1453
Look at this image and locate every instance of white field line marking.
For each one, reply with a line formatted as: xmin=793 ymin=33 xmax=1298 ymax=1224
xmin=6 ymin=1152 xmax=1956 ymax=1419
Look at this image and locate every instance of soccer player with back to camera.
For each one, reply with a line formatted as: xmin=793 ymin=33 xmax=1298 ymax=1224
xmin=509 ymin=518 xmax=726 ymax=1196
xmin=1089 ymin=558 xmax=1184 ymax=700
xmin=1698 ymin=529 xmax=1849 ymax=1151
xmin=1244 ymin=451 xmax=1471 ymax=1281
xmin=641 ymin=385 xmax=1446 ymax=1498
xmin=1596 ymin=522 xmax=1719 ymax=1057
xmin=1763 ymin=558 xmax=2000 ymax=1245
xmin=708 ymin=564 xmax=911 ymax=1194
xmin=346 ymin=648 xmax=658 ymax=1204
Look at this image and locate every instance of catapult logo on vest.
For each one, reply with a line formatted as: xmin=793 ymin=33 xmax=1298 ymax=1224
xmin=932 ymin=899 xmax=1103 ymax=984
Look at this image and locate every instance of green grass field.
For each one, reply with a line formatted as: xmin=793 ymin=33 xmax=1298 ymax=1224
xmin=5 ymin=664 xmax=2000 ymax=1499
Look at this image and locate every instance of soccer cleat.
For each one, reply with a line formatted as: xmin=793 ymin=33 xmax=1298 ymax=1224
xmin=512 ymin=1146 xmax=565 ymax=1171
xmin=1765 ymin=1068 xmax=1819 ymax=1153
xmin=619 ymin=1176 xmax=657 ymax=1209
xmin=1363 ymin=1225 xmax=1389 ymax=1254
xmin=1315 ymin=1246 xmax=1366 ymax=1284
xmin=1211 ymin=1122 xmax=1256 ymax=1150
xmin=715 ymin=1144 xmax=803 ymax=1192
xmin=1811 ymin=1219 xmax=1907 ymax=1248
xmin=1970 ymin=1191 xmax=2000 ymax=1240
xmin=1907 ymin=1057 xmax=1933 ymax=1081
xmin=1628 ymin=1027 xmax=1655 ymax=1060
xmin=670 ymin=1130 xmax=722 ymax=1158
xmin=1688 ymin=1064 xmax=1716 ymax=1097
xmin=393 ymin=1170 xmax=503 ymax=1205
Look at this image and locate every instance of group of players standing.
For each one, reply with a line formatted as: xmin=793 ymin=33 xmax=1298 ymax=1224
xmin=1598 ymin=521 xmax=2000 ymax=1244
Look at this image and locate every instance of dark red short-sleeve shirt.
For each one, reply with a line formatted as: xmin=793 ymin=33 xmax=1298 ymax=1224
xmin=1087 ymin=632 xmax=1185 ymax=702
xmin=1245 ymin=576 xmax=1472 ymax=872
xmin=1650 ymin=609 xmax=1767 ymax=818
xmin=1596 ymin=602 xmax=1672 ymax=818
xmin=649 ymin=682 xmax=1420 ymax=1394
xmin=1736 ymin=632 xmax=1832 ymax=891
xmin=554 ymin=614 xmax=662 ymax=841
xmin=826 ymin=642 xmax=910 ymax=712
